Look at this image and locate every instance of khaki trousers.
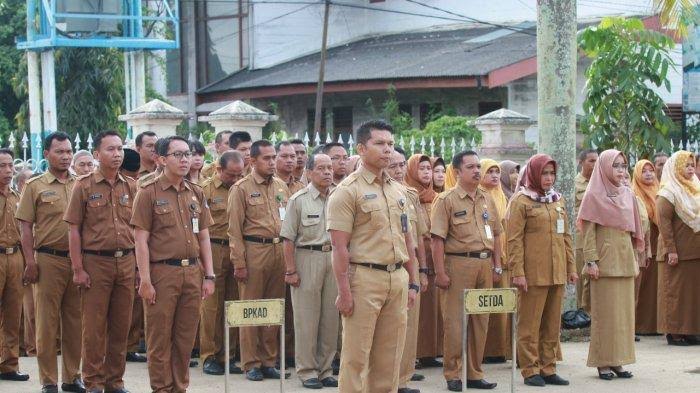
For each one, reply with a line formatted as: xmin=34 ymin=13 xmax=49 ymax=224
xmin=338 ymin=264 xmax=408 ymax=393
xmin=0 ymin=252 xmax=24 ymax=373
xmin=199 ymin=242 xmax=238 ymax=363
xmin=399 ymin=292 xmax=420 ymax=388
xmin=145 ymin=263 xmax=202 ymax=393
xmin=34 ymin=252 xmax=82 ymax=385
xmin=238 ymin=242 xmax=285 ymax=371
xmin=22 ymin=284 xmax=37 ymax=357
xmin=127 ymin=286 xmax=144 ymax=353
xmin=517 ymin=285 xmax=564 ymax=378
xmin=290 ymin=249 xmax=338 ymax=381
xmin=575 ymin=250 xmax=590 ymax=312
xmin=484 ymin=269 xmax=512 ymax=359
xmin=81 ymin=253 xmax=135 ymax=391
xmin=441 ymin=256 xmax=492 ymax=381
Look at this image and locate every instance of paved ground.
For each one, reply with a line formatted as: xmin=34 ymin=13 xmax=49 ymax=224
xmin=2 ymin=335 xmax=698 ymax=392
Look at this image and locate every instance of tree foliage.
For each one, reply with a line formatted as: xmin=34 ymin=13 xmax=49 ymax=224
xmin=0 ymin=0 xmax=25 ymax=143
xmin=578 ymin=17 xmax=677 ymax=160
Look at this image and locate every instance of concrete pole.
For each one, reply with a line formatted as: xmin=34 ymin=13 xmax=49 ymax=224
xmin=537 ymin=0 xmax=577 ymax=309
xmin=40 ymin=50 xmax=57 ymax=133
xmin=313 ymin=0 xmax=331 ymax=141
xmin=185 ymin=0 xmax=197 ymax=129
xmin=27 ymin=51 xmax=43 ymax=162
xmin=134 ymin=50 xmax=146 ymax=107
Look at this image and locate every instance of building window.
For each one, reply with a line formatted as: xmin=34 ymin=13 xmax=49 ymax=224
xmin=478 ymin=101 xmax=503 ymax=116
xmin=166 ymin=1 xmax=188 ymax=94
xmin=195 ymin=0 xmax=249 ymax=87
xmin=333 ymin=107 xmax=353 ymax=141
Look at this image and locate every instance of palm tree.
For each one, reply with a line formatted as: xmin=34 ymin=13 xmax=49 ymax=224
xmin=653 ymin=0 xmax=697 ymax=37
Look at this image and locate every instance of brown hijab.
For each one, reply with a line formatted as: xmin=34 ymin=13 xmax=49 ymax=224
xmin=406 ymin=154 xmax=437 ymax=204
xmin=431 ymin=157 xmax=446 ymax=193
xmin=577 ymin=149 xmax=645 ymax=250
xmin=499 ymin=160 xmax=520 ymax=199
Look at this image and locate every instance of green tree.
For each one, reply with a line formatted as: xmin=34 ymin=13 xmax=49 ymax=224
xmin=578 ymin=17 xmax=676 ymax=160
xmin=0 ymin=0 xmax=25 ymax=143
xmin=395 ymin=115 xmax=480 ymax=161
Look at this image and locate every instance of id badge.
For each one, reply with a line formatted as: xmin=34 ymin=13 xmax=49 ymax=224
xmin=484 ymin=224 xmax=493 ymax=240
xmin=400 ymin=213 xmax=408 ymax=233
xmin=279 ymin=207 xmax=286 ymax=221
xmin=192 ymin=217 xmax=199 ymax=234
xmin=557 ymin=218 xmax=565 ymax=234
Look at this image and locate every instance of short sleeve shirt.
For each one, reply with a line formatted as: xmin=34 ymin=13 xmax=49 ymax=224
xmin=280 ymin=183 xmax=330 ymax=246
xmin=0 ymin=188 xmax=21 ymax=248
xmin=201 ymin=175 xmax=230 ymax=240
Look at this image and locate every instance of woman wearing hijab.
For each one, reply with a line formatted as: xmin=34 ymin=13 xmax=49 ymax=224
xmin=406 ymin=154 xmax=444 ymax=367
xmin=479 ymin=159 xmax=511 ymax=364
xmin=631 ymin=159 xmax=661 ymax=335
xmin=499 ymin=160 xmax=520 ymax=199
xmin=444 ymin=163 xmax=457 ymax=190
xmin=506 ymin=154 xmax=576 ymax=387
xmin=656 ymin=150 xmax=700 ymax=346
xmin=432 ymin=157 xmax=447 ymax=193
xmin=579 ymin=149 xmax=644 ymax=380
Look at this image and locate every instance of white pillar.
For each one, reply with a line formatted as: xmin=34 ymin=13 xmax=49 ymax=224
xmin=134 ymin=50 xmax=146 ymax=107
xmin=40 ymin=50 xmax=57 ymax=132
xmin=27 ymin=51 xmax=43 ymax=163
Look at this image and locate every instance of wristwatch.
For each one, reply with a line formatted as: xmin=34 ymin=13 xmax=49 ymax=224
xmin=204 ymin=275 xmax=216 ymax=281
xmin=586 ymin=261 xmax=597 ymax=267
xmin=493 ymin=267 xmax=503 ymax=275
xmin=418 ymin=267 xmax=429 ymax=274
xmin=408 ymin=283 xmax=420 ymax=292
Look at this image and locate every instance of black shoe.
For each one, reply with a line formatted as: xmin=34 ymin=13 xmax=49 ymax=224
xmin=483 ymin=356 xmax=506 ymax=364
xmin=261 ymin=366 xmax=290 ymax=379
xmin=411 ymin=373 xmax=425 ymax=381
xmin=189 ymin=359 xmax=198 ymax=368
xmin=42 ymin=385 xmax=59 ymax=393
xmin=125 ymin=352 xmax=147 ymax=362
xmin=466 ymin=379 xmax=497 ymax=389
xmin=419 ymin=357 xmax=443 ymax=368
xmin=61 ymin=378 xmax=86 ymax=393
xmin=597 ymin=368 xmax=614 ymax=380
xmin=635 ymin=335 xmax=641 ymax=342
xmin=203 ymin=357 xmax=225 ymax=376
xmin=229 ymin=361 xmax=243 ymax=374
xmin=301 ymin=378 xmax=323 ymax=389
xmin=542 ymin=374 xmax=569 ymax=385
xmin=397 ymin=388 xmax=420 ymax=393
xmin=245 ymin=368 xmax=264 ymax=382
xmin=684 ymin=335 xmax=700 ymax=345
xmin=0 ymin=371 xmax=29 ymax=381
xmin=611 ymin=367 xmax=633 ymax=379
xmin=667 ymin=334 xmax=692 ymax=346
xmin=524 ymin=375 xmax=545 ymax=387
xmin=321 ymin=377 xmax=338 ymax=387
xmin=446 ymin=380 xmax=462 ymax=392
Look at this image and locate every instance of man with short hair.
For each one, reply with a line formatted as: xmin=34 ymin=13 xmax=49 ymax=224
xmin=200 ymin=151 xmax=246 ymax=376
xmin=229 ymin=131 xmax=253 ymax=174
xmin=64 ymin=131 xmax=136 ymax=393
xmin=322 ymin=143 xmax=348 ymax=185
xmin=280 ymin=153 xmax=339 ymax=389
xmin=17 ymin=132 xmax=83 ymax=393
xmin=289 ymin=139 xmax=308 ymax=182
xmin=276 ymin=141 xmax=305 ymax=195
xmin=135 ymin=131 xmax=158 ymax=178
xmin=201 ymin=130 xmax=233 ymax=179
xmin=432 ymin=150 xmax=502 ymax=391
xmin=228 ymin=140 xmax=290 ymax=381
xmin=328 ymin=120 xmax=419 ymax=393
xmin=574 ymin=149 xmax=598 ymax=312
xmin=131 ymin=135 xmax=216 ymax=393
xmin=653 ymin=152 xmax=668 ymax=182
xmin=0 ymin=148 xmax=30 ymax=384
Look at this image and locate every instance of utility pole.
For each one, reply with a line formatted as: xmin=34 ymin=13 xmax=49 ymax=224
xmin=537 ymin=0 xmax=577 ymax=309
xmin=313 ymin=0 xmax=330 ymax=143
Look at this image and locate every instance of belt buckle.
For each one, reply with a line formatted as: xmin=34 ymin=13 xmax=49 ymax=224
xmin=479 ymin=252 xmax=488 ymax=259
xmin=114 ymin=250 xmax=124 ymax=258
xmin=321 ymin=244 xmax=331 ymax=252
xmin=272 ymin=238 xmax=281 ymax=244
xmin=181 ymin=259 xmax=190 ymax=267
xmin=387 ymin=263 xmax=396 ymax=273
xmin=5 ymin=247 xmax=13 ymax=254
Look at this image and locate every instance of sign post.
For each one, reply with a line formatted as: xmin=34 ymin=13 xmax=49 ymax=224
xmin=463 ymin=288 xmax=518 ymax=392
xmin=224 ymin=298 xmax=286 ymax=393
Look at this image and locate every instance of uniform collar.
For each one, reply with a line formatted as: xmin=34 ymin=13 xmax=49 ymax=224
xmin=358 ymin=166 xmax=389 ymax=185
xmin=213 ymin=174 xmax=224 ymax=189
xmin=43 ymin=171 xmax=72 ymax=184
xmin=139 ymin=163 xmax=155 ymax=175
xmin=455 ymin=183 xmax=483 ymax=201
xmin=575 ymin=172 xmax=589 ymax=185
xmin=252 ymin=170 xmax=273 ymax=185
xmin=94 ymin=169 xmax=126 ymax=184
xmin=308 ymin=183 xmax=325 ymax=200
xmin=157 ymin=173 xmax=191 ymax=191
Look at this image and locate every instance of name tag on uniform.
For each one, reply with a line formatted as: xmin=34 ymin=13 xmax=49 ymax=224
xmin=307 ymin=214 xmax=320 ymax=218
xmin=88 ymin=193 xmax=103 ymax=200
xmin=212 ymin=197 xmax=224 ymax=204
xmin=363 ymin=193 xmax=377 ymax=200
xmin=192 ymin=217 xmax=199 ymax=234
xmin=557 ymin=219 xmax=565 ymax=234
xmin=279 ymin=207 xmax=286 ymax=221
xmin=41 ymin=190 xmax=56 ymax=196
xmin=454 ymin=210 xmax=467 ymax=217
xmin=484 ymin=224 xmax=493 ymax=240
xmin=120 ymin=194 xmax=129 ymax=204
xmin=250 ymin=192 xmax=261 ymax=198
xmin=155 ymin=199 xmax=169 ymax=206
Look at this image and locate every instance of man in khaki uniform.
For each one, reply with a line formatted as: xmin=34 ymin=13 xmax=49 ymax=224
xmin=0 ymin=149 xmax=30 ymax=383
xmin=431 ymin=150 xmax=502 ymax=391
xmin=64 ymin=131 xmax=137 ymax=393
xmin=327 ymin=120 xmax=419 ymax=393
xmin=280 ymin=153 xmax=338 ymax=389
xmin=201 ymin=130 xmax=232 ymax=179
xmin=17 ymin=132 xmax=83 ymax=393
xmin=575 ymin=149 xmax=597 ymax=312
xmin=131 ymin=135 xmax=216 ymax=393
xmin=135 ymin=131 xmax=158 ymax=178
xmin=289 ymin=139 xmax=308 ymax=182
xmin=229 ymin=131 xmax=253 ymax=175
xmin=228 ymin=140 xmax=290 ymax=381
xmin=200 ymin=151 xmax=245 ymax=376
xmin=323 ymin=143 xmax=349 ymax=185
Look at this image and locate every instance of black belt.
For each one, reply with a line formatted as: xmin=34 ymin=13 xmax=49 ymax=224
xmin=36 ymin=247 xmax=69 ymax=258
xmin=210 ymin=238 xmax=230 ymax=246
xmin=351 ymin=261 xmax=403 ymax=272
xmin=83 ymin=249 xmax=134 ymax=258
xmin=0 ymin=245 xmax=20 ymax=255
xmin=154 ymin=258 xmax=198 ymax=267
xmin=297 ymin=244 xmax=332 ymax=252
xmin=243 ymin=235 xmax=281 ymax=245
xmin=445 ymin=250 xmax=492 ymax=259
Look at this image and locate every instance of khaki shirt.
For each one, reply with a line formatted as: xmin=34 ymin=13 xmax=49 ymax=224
xmin=430 ymin=184 xmax=502 ymax=254
xmin=656 ymin=196 xmax=700 ymax=261
xmin=16 ymin=172 xmax=76 ymax=250
xmin=201 ymin=162 xmax=218 ymax=179
xmin=327 ymin=167 xmax=410 ymax=265
xmin=404 ymin=186 xmax=429 ymax=247
xmin=137 ymin=168 xmax=161 ymax=187
xmin=574 ymin=173 xmax=589 ymax=249
xmin=202 ymin=174 xmax=230 ymax=240
xmin=581 ymin=221 xmax=636 ymax=277
xmin=277 ymin=174 xmax=305 ymax=196
xmin=280 ymin=183 xmax=330 ymax=246
xmin=138 ymin=164 xmax=155 ymax=179
xmin=63 ymin=170 xmax=137 ymax=250
xmin=130 ymin=175 xmax=213 ymax=261
xmin=227 ymin=171 xmax=291 ymax=268
xmin=0 ymin=188 xmax=21 ymax=247
xmin=506 ymin=194 xmax=574 ymax=285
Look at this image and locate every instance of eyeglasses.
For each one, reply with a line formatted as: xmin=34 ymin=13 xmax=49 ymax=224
xmin=166 ymin=151 xmax=193 ymax=160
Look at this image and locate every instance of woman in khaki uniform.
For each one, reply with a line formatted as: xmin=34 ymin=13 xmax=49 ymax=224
xmin=406 ymin=154 xmax=444 ymax=367
xmin=507 ymin=154 xmax=576 ymax=387
xmin=479 ymin=159 xmax=511 ymax=364
xmin=579 ymin=149 xmax=644 ymax=380
xmin=656 ymin=150 xmax=700 ymax=346
xmin=432 ymin=157 xmax=447 ymax=192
